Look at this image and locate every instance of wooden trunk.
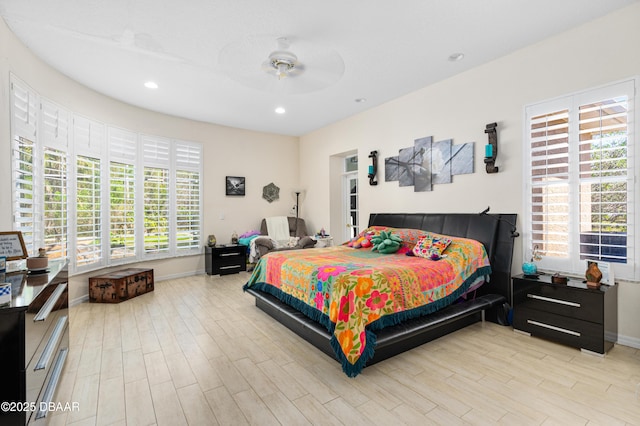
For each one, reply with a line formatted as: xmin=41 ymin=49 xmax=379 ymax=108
xmin=88 ymin=268 xmax=154 ymax=303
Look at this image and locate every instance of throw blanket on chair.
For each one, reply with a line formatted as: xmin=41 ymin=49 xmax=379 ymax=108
xmin=266 ymin=216 xmax=290 ymax=243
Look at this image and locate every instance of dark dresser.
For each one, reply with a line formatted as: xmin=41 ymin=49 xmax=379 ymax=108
xmin=512 ymin=273 xmax=617 ymax=354
xmin=0 ymin=259 xmax=69 ymax=425
xmin=205 ymin=245 xmax=247 ymax=275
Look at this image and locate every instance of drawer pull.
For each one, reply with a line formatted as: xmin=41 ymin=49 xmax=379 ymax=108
xmin=220 ymin=252 xmax=240 ymax=257
xmin=35 ymin=315 xmax=67 ymax=371
xmin=36 ymin=347 xmax=69 ymax=420
xmin=220 ymin=265 xmax=241 ymax=270
xmin=527 ymin=319 xmax=581 ymax=337
xmin=34 ymin=283 xmax=67 ymax=322
xmin=527 ymin=293 xmax=580 ymax=308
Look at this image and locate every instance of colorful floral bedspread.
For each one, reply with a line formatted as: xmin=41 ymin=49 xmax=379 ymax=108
xmin=244 ymin=233 xmax=491 ymax=377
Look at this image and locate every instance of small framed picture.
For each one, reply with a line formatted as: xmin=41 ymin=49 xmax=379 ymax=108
xmin=0 ymin=231 xmax=28 ymax=261
xmin=226 ymin=176 xmax=245 ymax=196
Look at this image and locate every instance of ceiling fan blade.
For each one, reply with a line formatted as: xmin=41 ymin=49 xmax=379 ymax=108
xmin=43 ymin=23 xmax=186 ymax=63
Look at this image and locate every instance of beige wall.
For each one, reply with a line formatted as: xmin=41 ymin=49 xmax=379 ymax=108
xmin=299 ymin=3 xmax=640 ymax=347
xmin=0 ymin=17 xmax=299 ymax=304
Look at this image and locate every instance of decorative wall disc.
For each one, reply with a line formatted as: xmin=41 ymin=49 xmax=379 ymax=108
xmin=262 ymin=182 xmax=280 ymax=202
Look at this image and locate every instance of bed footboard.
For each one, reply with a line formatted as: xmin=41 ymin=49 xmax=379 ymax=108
xmin=246 ymin=287 xmax=507 ymax=367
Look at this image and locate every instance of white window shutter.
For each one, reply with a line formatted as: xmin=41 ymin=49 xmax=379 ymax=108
xmin=41 ymin=99 xmax=70 ymax=150
xmin=10 ymin=77 xmax=38 ymax=140
xmin=74 ymin=115 xmax=105 ymax=156
xmin=525 ymin=79 xmax=637 ymax=280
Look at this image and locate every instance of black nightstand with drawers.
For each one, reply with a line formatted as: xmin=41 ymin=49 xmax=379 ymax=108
xmin=205 ymin=245 xmax=247 ymax=276
xmin=512 ymin=274 xmax=618 ymax=354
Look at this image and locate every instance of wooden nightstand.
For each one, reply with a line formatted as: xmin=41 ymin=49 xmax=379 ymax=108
xmin=205 ymin=245 xmax=247 ymax=276
xmin=512 ymin=274 xmax=618 ymax=354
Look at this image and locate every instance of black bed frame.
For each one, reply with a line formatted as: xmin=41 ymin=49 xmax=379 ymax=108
xmin=245 ymin=212 xmax=517 ymax=369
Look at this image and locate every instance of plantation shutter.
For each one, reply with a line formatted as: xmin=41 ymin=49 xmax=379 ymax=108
xmin=74 ymin=116 xmax=106 ymax=270
xmin=109 ymin=127 xmax=137 ymax=260
xmin=525 ymin=79 xmax=636 ymax=280
xmin=175 ymin=141 xmax=202 ymax=252
xmin=42 ymin=148 xmax=67 ymax=259
xmin=40 ymin=99 xmax=69 ymax=259
xmin=41 ymin=99 xmax=69 ymax=150
xmin=529 ymin=107 xmax=571 ymax=261
xmin=10 ymin=78 xmax=40 ymax=255
xmin=577 ymin=94 xmax=633 ymax=266
xmin=142 ymin=135 xmax=171 ymax=255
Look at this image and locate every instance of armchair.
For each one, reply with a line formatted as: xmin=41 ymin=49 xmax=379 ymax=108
xmin=252 ymin=217 xmax=316 ymax=261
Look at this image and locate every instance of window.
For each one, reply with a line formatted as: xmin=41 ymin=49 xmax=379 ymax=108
xmin=76 ymin=155 xmax=102 ymax=268
xmin=10 ymin=79 xmax=39 ymax=255
xmin=343 ymin=155 xmax=359 ymax=241
xmin=74 ymin=115 xmax=106 ymax=271
xmin=109 ymin=161 xmax=136 ymax=260
xmin=12 ymin=136 xmax=38 ymax=255
xmin=525 ymin=79 xmax=637 ymax=280
xmin=142 ymin=135 xmax=171 ymax=256
xmin=175 ymin=170 xmax=201 ymax=251
xmin=9 ymin=74 xmax=203 ymax=274
xmin=175 ymin=142 xmax=202 ymax=252
xmin=43 ymin=148 xmax=67 ymax=259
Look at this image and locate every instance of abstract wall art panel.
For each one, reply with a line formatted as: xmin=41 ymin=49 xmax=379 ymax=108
xmin=387 ymin=136 xmax=475 ymax=192
xmin=384 ymin=156 xmax=399 ymax=181
xmin=451 ymin=142 xmax=475 ymax=175
xmin=431 ymin=139 xmax=452 ymax=185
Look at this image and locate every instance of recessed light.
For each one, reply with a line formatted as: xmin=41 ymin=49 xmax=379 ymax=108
xmin=275 ymin=107 xmax=286 ymax=114
xmin=355 ymin=98 xmax=367 ymax=103
xmin=448 ymin=53 xmax=465 ymax=62
xmin=144 ymin=81 xmax=159 ymax=89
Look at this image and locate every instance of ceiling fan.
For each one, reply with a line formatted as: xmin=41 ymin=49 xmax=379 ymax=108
xmin=261 ymin=37 xmax=305 ymax=80
xmin=218 ymin=35 xmax=345 ymax=95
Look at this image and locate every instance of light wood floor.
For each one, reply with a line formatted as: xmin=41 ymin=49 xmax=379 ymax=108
xmin=49 ymin=272 xmax=640 ymax=425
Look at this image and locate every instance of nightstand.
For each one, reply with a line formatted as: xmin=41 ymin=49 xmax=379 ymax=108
xmin=512 ymin=274 xmax=617 ymax=354
xmin=314 ymin=236 xmax=333 ymax=248
xmin=205 ymin=245 xmax=247 ymax=276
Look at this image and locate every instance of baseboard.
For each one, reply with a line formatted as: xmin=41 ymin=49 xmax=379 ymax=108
xmin=69 ymin=268 xmax=206 ymax=307
xmin=616 ymin=334 xmax=640 ymax=350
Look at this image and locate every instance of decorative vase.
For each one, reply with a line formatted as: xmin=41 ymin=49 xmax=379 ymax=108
xmin=207 ymin=234 xmax=217 ymax=247
xmin=522 ymin=261 xmax=538 ymax=276
xmin=586 ymin=262 xmax=603 ymax=288
xmin=231 ymin=231 xmax=239 ymax=245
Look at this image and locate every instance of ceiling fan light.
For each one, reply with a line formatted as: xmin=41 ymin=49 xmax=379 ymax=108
xmin=276 ymin=62 xmax=290 ymax=79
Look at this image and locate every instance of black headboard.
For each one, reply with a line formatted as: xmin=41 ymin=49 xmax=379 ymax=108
xmin=368 ymin=213 xmax=517 ymax=305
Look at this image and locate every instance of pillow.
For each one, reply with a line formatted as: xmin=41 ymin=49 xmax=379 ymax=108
xmin=351 ymin=226 xmax=427 ymax=251
xmin=371 ymin=230 xmax=402 ymax=254
xmin=412 ymin=233 xmax=452 ymax=260
xmin=296 ymin=236 xmax=317 ymax=249
xmin=347 ymin=231 xmax=374 ymax=248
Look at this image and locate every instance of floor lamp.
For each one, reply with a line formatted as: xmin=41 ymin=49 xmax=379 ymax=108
xmin=292 ymin=189 xmax=305 ymax=235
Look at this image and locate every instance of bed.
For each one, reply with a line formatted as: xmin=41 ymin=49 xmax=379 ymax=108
xmin=244 ymin=212 xmax=516 ymax=377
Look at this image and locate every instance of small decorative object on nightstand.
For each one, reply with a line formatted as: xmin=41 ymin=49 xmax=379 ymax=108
xmin=585 ymin=261 xmax=603 ymax=289
xmin=314 ymin=236 xmax=333 ymax=248
xmin=522 ymin=244 xmax=541 ymax=277
xmin=207 ymin=234 xmax=217 ymax=247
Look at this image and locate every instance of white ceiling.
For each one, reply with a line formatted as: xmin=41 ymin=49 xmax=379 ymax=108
xmin=0 ymin=0 xmax=636 ymax=136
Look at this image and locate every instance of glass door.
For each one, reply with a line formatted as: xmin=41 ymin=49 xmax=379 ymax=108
xmin=343 ymin=155 xmax=358 ymax=242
